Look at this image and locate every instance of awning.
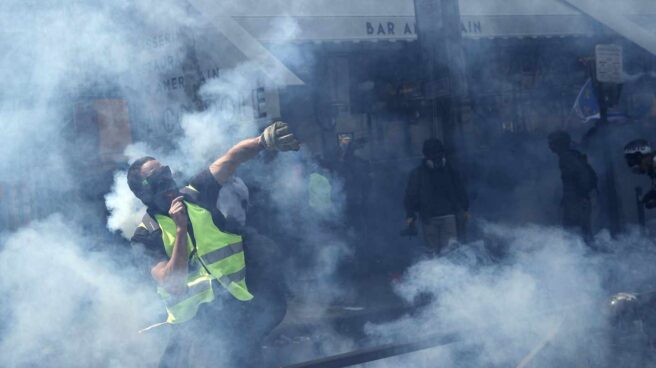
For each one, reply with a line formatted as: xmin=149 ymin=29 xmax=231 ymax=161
xmin=150 ymin=0 xmax=656 ymax=90
xmin=216 ymin=0 xmax=656 ymax=42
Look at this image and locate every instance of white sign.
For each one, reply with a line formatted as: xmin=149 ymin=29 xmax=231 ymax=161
xmin=595 ymin=44 xmax=623 ymax=83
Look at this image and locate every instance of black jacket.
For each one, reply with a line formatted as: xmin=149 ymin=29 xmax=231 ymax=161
xmin=557 ymin=149 xmax=596 ymax=201
xmin=404 ymin=159 xmax=469 ymax=221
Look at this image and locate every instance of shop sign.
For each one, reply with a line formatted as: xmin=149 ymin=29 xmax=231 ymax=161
xmin=595 ymin=44 xmax=623 ymax=84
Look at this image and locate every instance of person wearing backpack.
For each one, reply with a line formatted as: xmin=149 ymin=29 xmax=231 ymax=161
xmin=548 ymin=130 xmax=598 ymax=240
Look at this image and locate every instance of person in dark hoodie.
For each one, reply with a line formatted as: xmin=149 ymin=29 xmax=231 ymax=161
xmin=548 ymin=130 xmax=597 ymax=240
xmin=404 ymin=138 xmax=469 ymax=256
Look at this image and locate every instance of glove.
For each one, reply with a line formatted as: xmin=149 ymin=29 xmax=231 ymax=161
xmin=260 ymin=121 xmax=300 ymax=152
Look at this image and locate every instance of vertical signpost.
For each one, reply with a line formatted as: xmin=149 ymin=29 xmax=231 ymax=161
xmin=414 ymin=0 xmax=469 ymax=240
xmin=413 ymin=0 xmax=468 ymax=149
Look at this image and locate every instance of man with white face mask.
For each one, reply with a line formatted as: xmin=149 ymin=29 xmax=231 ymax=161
xmin=404 ymin=138 xmax=469 ymax=256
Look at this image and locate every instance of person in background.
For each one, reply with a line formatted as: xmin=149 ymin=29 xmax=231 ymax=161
xmin=332 ymin=133 xmax=371 ymax=232
xmin=548 ymin=130 xmax=597 ymax=241
xmin=624 ymin=139 xmax=656 ymax=209
xmin=323 ymin=134 xmax=372 ymax=279
xmin=404 ymin=138 xmax=469 ymax=256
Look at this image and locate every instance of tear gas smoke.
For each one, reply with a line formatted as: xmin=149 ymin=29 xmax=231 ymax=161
xmin=3 ymin=0 xmax=656 ymax=367
xmin=0 ymin=1 xmax=201 ymax=366
xmin=0 ymin=1 xmax=304 ymax=366
xmin=366 ymin=223 xmax=656 ymax=367
xmin=99 ymin=2 xmax=355 ymax=363
xmin=0 ymin=215 xmax=164 ymax=367
xmin=104 ymin=11 xmax=351 ymax=309
xmin=106 ymin=171 xmax=146 ymax=238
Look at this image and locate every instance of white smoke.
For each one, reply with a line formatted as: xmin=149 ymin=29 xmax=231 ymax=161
xmin=105 ymin=22 xmax=303 ymax=238
xmin=8 ymin=0 xmax=654 ymax=366
xmin=363 ymin=223 xmax=656 ymax=367
xmin=106 ymin=171 xmax=146 ymax=238
xmin=0 ymin=1 xmax=211 ymax=366
xmin=103 ymin=4 xmax=351 ymax=306
xmin=98 ymin=3 xmax=353 ymax=365
xmin=0 ymin=215 xmax=164 ymax=367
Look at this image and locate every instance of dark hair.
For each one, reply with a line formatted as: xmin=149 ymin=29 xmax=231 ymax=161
xmin=422 ymin=138 xmax=445 ymax=158
xmin=127 ymin=156 xmax=156 ymax=198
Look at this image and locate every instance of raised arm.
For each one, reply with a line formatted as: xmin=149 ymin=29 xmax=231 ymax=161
xmin=209 ymin=121 xmax=300 ymax=185
xmin=210 ymin=137 xmax=263 ymax=185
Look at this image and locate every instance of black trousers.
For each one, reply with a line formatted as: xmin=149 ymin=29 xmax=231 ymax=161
xmin=562 ymin=197 xmax=592 ymax=239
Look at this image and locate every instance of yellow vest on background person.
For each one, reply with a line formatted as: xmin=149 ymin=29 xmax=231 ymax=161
xmin=308 ymin=172 xmax=334 ymax=215
xmin=139 ymin=186 xmax=253 ymax=331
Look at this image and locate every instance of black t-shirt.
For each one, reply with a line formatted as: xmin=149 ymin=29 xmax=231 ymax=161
xmin=130 ymin=169 xmax=222 ymax=269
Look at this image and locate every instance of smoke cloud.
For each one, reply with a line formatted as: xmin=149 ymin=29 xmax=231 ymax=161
xmin=0 ymin=215 xmax=164 ymax=367
xmin=0 ymin=1 xmax=281 ymax=366
xmin=363 ymin=223 xmax=656 ymax=367
xmin=99 ymin=1 xmax=354 ymax=365
xmin=3 ymin=0 xmax=656 ymax=367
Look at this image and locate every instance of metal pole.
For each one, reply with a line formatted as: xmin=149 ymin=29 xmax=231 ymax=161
xmin=636 ymin=186 xmax=646 ymax=232
xmin=413 ymin=0 xmax=467 ymax=149
xmin=589 ymin=62 xmax=622 ymax=235
xmin=280 ymin=332 xmax=461 ymax=368
xmin=599 ymin=85 xmax=622 ymax=236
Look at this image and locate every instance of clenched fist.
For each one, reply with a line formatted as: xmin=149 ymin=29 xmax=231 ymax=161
xmin=169 ymin=196 xmax=188 ymax=231
xmin=260 ymin=121 xmax=300 ymax=152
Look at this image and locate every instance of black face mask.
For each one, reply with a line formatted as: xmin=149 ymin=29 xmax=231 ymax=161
xmin=425 ymin=150 xmax=446 ymax=166
xmin=143 ymin=166 xmax=179 ymax=212
xmin=625 ymin=154 xmax=644 ymax=174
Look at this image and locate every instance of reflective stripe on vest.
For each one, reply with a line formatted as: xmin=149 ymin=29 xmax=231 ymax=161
xmin=152 ymin=194 xmax=253 ymax=319
xmin=158 ymin=275 xmax=214 ymax=324
xmin=176 ymin=198 xmax=252 ymax=301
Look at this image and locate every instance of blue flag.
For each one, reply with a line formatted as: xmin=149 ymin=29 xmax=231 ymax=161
xmin=573 ymin=79 xmax=599 ymax=121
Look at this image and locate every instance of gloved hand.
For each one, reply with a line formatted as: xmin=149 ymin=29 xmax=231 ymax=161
xmin=260 ymin=121 xmax=300 ymax=152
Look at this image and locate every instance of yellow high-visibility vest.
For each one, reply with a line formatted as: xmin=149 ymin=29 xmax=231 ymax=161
xmin=140 ymin=187 xmax=253 ymax=329
xmin=309 ymin=172 xmax=334 ymax=215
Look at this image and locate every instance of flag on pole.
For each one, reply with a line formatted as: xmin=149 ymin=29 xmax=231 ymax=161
xmin=573 ymin=79 xmax=599 ymax=121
